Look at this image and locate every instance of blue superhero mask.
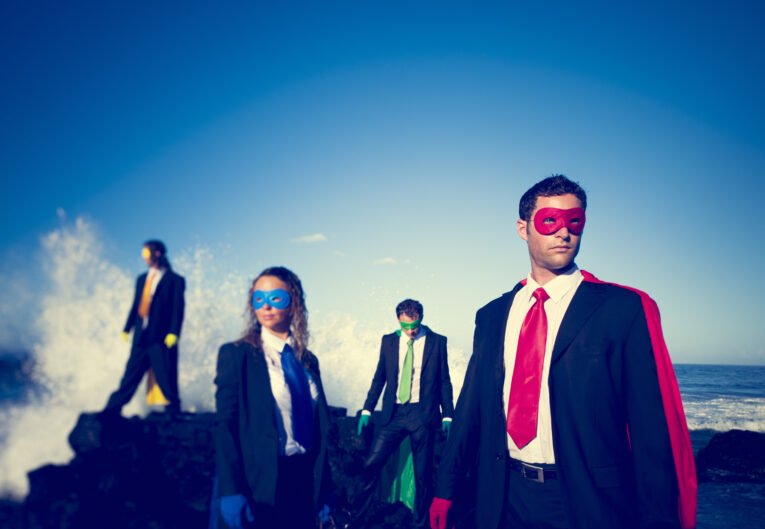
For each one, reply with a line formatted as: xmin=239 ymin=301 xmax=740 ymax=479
xmin=252 ymin=289 xmax=291 ymax=310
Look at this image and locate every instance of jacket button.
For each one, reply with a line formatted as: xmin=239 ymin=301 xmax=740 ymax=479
xmin=495 ymin=453 xmax=503 ymax=460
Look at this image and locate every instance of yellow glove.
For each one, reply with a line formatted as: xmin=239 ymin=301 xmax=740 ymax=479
xmin=164 ymin=333 xmax=178 ymax=348
xmin=122 ymin=331 xmax=129 ymax=342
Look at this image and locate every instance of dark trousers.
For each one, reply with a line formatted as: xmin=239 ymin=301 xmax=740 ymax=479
xmin=357 ymin=404 xmax=434 ymax=529
xmin=105 ymin=333 xmax=180 ymax=411
xmin=247 ymin=454 xmax=315 ymax=529
xmin=502 ymin=458 xmax=568 ymax=529
xmin=210 ymin=454 xmax=314 ymax=529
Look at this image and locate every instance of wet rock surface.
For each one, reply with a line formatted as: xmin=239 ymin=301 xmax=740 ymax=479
xmin=696 ymin=429 xmax=765 ymax=483
xmin=4 ymin=412 xmax=762 ymax=528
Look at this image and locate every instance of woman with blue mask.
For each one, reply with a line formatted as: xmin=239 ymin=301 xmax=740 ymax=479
xmin=213 ymin=266 xmax=332 ymax=529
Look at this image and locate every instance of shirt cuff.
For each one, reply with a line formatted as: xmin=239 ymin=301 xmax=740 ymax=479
xmin=442 ymin=417 xmax=452 ymax=422
xmin=361 ymin=410 xmax=372 ymax=416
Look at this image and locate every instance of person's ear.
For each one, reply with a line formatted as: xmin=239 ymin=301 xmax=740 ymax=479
xmin=517 ymin=218 xmax=529 ymax=241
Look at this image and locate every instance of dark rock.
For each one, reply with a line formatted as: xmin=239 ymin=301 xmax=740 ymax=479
xmin=696 ymin=429 xmax=765 ymax=483
xmin=0 ymin=496 xmax=23 ymax=529
xmin=25 ymin=411 xmax=216 ymax=529
xmin=23 ymin=408 xmax=457 ymax=529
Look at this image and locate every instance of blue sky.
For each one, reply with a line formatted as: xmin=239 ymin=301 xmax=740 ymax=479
xmin=2 ymin=1 xmax=764 ymax=365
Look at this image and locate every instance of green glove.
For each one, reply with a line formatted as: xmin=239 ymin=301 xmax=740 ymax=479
xmin=122 ymin=331 xmax=129 ymax=342
xmin=357 ymin=414 xmax=370 ymax=436
xmin=164 ymin=333 xmax=178 ymax=348
xmin=442 ymin=419 xmax=451 ymax=438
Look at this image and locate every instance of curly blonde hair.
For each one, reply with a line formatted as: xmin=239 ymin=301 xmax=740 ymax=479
xmin=240 ymin=266 xmax=310 ymax=361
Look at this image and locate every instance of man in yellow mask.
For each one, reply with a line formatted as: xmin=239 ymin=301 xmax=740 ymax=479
xmin=103 ymin=239 xmax=185 ymax=415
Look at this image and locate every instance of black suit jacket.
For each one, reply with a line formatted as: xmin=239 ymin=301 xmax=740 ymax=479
xmin=214 ymin=341 xmax=331 ymax=508
xmin=362 ymin=328 xmax=454 ymax=427
xmin=436 ymin=281 xmax=680 ymax=529
xmin=124 ymin=269 xmax=185 ymax=347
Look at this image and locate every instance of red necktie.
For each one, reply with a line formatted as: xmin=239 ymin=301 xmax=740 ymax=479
xmin=507 ymin=287 xmax=550 ymax=448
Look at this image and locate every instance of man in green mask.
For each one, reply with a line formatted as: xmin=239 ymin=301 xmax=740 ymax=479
xmin=354 ymin=299 xmax=454 ymax=529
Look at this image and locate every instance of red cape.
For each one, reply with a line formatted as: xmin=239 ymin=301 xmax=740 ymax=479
xmin=578 ymin=271 xmax=697 ymax=528
xmin=520 ymin=271 xmax=697 ymax=527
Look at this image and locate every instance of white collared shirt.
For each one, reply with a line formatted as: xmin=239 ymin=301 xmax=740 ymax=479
xmin=260 ymin=327 xmax=319 ymax=456
xmin=141 ymin=266 xmax=166 ymax=329
xmin=502 ymin=266 xmax=583 ymax=464
xmin=396 ymin=326 xmax=426 ymax=404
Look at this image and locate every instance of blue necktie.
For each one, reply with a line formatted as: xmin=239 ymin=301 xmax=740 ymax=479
xmin=281 ymin=343 xmax=314 ymax=451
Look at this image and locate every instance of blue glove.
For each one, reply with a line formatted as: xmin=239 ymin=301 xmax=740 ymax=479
xmin=220 ymin=494 xmax=254 ymax=529
xmin=357 ymin=413 xmax=370 ymax=436
xmin=318 ymin=503 xmax=331 ymax=524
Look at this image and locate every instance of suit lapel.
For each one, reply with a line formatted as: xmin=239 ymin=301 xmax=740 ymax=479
xmin=389 ymin=332 xmax=400 ymax=384
xmin=487 ymin=287 xmax=522 ymax=388
xmin=550 ymin=281 xmax=606 ymax=364
xmin=420 ymin=328 xmax=436 ymax=371
xmin=153 ymin=270 xmax=169 ymax=298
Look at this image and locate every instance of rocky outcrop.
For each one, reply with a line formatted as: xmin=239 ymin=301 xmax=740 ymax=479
xmin=15 ymin=408 xmax=440 ymax=529
xmin=696 ymin=429 xmax=765 ymax=483
xmin=10 ymin=411 xmax=763 ymax=529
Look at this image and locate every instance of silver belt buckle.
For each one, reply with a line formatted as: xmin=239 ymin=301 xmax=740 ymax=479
xmin=521 ymin=462 xmax=545 ymax=483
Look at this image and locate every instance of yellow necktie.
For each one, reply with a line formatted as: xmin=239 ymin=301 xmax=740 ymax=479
xmin=138 ymin=270 xmax=155 ymax=318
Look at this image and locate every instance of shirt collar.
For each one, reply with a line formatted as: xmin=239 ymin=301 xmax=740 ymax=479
xmin=524 ymin=265 xmax=581 ymax=304
xmin=399 ymin=325 xmax=426 ymax=341
xmin=260 ymin=326 xmax=293 ymax=355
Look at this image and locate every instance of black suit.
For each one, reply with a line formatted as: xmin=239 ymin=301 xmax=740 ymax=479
xmin=436 ymin=280 xmax=680 ymax=529
xmin=359 ymin=328 xmax=454 ymax=529
xmin=214 ymin=341 xmax=331 ymax=526
xmin=105 ymin=269 xmax=185 ymax=411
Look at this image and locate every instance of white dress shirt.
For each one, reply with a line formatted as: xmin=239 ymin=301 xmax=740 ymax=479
xmin=502 ymin=266 xmax=583 ymax=464
xmin=396 ymin=326 xmax=426 ymax=404
xmin=141 ymin=266 xmax=166 ymax=329
xmin=260 ymin=327 xmax=319 ymax=456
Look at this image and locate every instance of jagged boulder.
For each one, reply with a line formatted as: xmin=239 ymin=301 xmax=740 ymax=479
xmin=696 ymin=429 xmax=765 ymax=483
xmin=21 ymin=408 xmax=429 ymax=529
xmin=25 ymin=411 xmax=216 ymax=529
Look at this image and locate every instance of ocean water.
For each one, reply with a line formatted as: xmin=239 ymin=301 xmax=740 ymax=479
xmin=674 ymin=364 xmax=765 ymax=528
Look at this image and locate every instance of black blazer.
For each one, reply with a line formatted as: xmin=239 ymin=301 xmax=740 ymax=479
xmin=123 ymin=269 xmax=185 ymax=347
xmin=362 ymin=328 xmax=454 ymax=427
xmin=214 ymin=341 xmax=331 ymax=508
xmin=436 ymin=281 xmax=680 ymax=529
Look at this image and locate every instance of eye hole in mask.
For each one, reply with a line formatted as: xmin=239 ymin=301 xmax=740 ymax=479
xmin=533 ymin=207 xmax=586 ymax=235
xmin=252 ymin=289 xmax=291 ymax=310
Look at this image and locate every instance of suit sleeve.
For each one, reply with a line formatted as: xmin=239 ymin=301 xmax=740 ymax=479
xmin=168 ymin=275 xmax=185 ymax=337
xmin=439 ymin=336 xmax=455 ymax=418
xmin=123 ymin=276 xmax=141 ymax=333
xmin=362 ymin=337 xmax=388 ymax=411
xmin=214 ymin=343 xmax=248 ymax=497
xmin=622 ymin=304 xmax=680 ymax=529
xmin=435 ymin=318 xmax=483 ymax=499
xmin=305 ymin=353 xmax=334 ymax=508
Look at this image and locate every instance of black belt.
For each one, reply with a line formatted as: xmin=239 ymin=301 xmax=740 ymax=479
xmin=508 ymin=458 xmax=557 ymax=483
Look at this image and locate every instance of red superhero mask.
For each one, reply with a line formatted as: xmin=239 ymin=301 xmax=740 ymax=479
xmin=533 ymin=207 xmax=586 ymax=235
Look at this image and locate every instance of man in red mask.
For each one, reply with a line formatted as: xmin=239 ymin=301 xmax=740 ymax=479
xmin=430 ymin=175 xmax=696 ymax=529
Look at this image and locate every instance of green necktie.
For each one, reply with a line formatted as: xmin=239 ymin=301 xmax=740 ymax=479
xmin=398 ymin=338 xmax=414 ymax=403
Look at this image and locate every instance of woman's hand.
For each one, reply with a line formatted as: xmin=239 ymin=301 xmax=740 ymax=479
xmin=220 ymin=494 xmax=254 ymax=529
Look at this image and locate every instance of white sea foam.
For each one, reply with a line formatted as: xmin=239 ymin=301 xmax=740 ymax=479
xmin=682 ymin=395 xmax=765 ymax=432
xmin=0 ymin=217 xmax=469 ymax=498
xmin=0 ymin=219 xmax=250 ymax=497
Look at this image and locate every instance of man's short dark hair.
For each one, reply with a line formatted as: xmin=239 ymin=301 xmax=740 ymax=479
xmin=396 ymin=299 xmax=423 ymax=320
xmin=518 ymin=174 xmax=587 ymax=221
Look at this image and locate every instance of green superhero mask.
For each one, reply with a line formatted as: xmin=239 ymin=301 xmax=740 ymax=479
xmin=399 ymin=319 xmax=422 ymax=331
